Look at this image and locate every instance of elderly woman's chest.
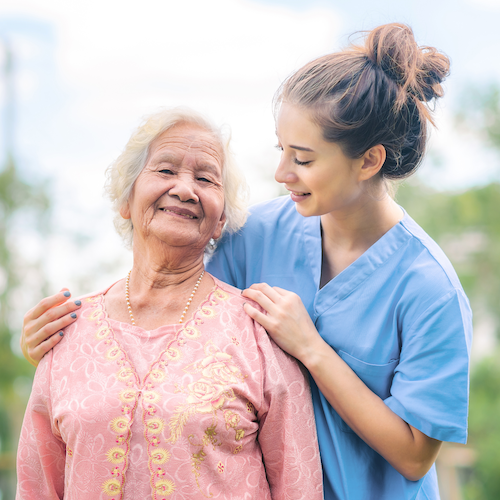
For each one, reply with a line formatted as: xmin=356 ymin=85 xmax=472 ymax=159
xmin=51 ymin=311 xmax=262 ymax=452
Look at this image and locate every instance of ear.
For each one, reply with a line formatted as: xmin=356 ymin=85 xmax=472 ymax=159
xmin=358 ymin=144 xmax=386 ymax=182
xmin=119 ymin=201 xmax=131 ymax=220
xmin=211 ymin=211 xmax=227 ymax=241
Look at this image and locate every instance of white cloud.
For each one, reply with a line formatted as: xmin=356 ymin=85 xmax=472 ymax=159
xmin=464 ymin=0 xmax=500 ymax=11
xmin=0 ymin=0 xmax=341 ymax=292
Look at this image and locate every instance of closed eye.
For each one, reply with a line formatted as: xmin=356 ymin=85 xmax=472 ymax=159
xmin=159 ymin=169 xmax=174 ymax=174
xmin=294 ymin=158 xmax=311 ymax=166
xmin=197 ymin=177 xmax=212 ymax=183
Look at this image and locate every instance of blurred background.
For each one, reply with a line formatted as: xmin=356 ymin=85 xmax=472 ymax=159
xmin=0 ymin=0 xmax=499 ymax=498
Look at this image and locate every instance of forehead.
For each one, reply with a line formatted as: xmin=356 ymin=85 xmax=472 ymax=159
xmin=276 ymin=103 xmax=323 ymax=145
xmin=148 ymin=122 xmax=223 ymax=164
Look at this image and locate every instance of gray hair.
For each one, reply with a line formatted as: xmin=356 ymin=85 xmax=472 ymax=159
xmin=105 ymin=107 xmax=249 ymax=249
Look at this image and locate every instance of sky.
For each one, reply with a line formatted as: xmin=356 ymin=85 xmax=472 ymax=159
xmin=0 ymin=0 xmax=500 ymax=326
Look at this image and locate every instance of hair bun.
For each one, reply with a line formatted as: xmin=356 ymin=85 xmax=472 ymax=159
xmin=366 ymin=23 xmax=450 ymax=102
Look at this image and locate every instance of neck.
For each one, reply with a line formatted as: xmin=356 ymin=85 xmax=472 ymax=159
xmin=104 ymin=241 xmax=212 ymax=329
xmin=319 ymin=191 xmax=403 ymax=286
xmin=320 ymin=190 xmax=402 ymax=249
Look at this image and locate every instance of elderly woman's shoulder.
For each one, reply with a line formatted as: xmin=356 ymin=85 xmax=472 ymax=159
xmin=210 ymin=276 xmax=265 ymax=321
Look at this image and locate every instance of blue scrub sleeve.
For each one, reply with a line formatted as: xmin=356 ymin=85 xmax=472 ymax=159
xmin=207 ymin=233 xmax=243 ymax=289
xmin=385 ymin=288 xmax=472 ymax=443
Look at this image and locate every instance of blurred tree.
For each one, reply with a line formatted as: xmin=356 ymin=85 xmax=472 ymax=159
xmin=396 ymin=180 xmax=500 ymax=334
xmin=0 ymin=42 xmax=51 ymax=498
xmin=397 ymin=83 xmax=500 ymax=500
xmin=0 ymin=154 xmax=51 ymax=498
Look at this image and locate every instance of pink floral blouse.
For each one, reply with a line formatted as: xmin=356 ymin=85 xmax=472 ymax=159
xmin=16 ymin=276 xmax=323 ymax=500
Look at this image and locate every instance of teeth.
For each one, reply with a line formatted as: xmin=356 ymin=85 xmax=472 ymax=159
xmin=161 ymin=209 xmax=196 ymax=219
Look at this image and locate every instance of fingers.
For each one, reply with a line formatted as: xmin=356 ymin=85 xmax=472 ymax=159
xmin=243 ymin=302 xmax=272 ymax=331
xmin=22 ymin=289 xmax=81 ymax=366
xmin=242 ymin=287 xmax=277 ymax=314
xmin=27 ymin=331 xmax=67 ymax=367
xmin=26 ymin=289 xmax=73 ymax=322
xmin=246 ymin=282 xmax=283 ymax=302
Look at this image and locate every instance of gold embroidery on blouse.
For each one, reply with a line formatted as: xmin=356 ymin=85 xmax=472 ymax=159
xmin=88 ymin=295 xmax=141 ymax=499
xmin=106 ymin=447 xmax=126 ymax=464
xmin=119 ymin=389 xmax=137 ymax=403
xmin=203 ymin=424 xmax=222 ymax=449
xmin=96 ymin=325 xmax=111 ymax=339
xmin=217 ymin=461 xmax=225 ymax=473
xmin=102 ymin=478 xmax=122 ymax=495
xmin=116 ymin=367 xmax=134 ymax=382
xmin=189 ymin=427 xmax=221 ymax=498
xmin=91 ymin=286 xmax=239 ymax=499
xmin=151 ymin=448 xmax=171 ymax=465
xmin=146 ymin=417 xmax=165 ymax=434
xmin=223 ymin=410 xmax=240 ymax=429
xmin=167 ymin=342 xmax=245 ymax=443
xmin=155 ymin=479 xmax=176 ymax=496
xmin=233 ymin=445 xmax=243 ymax=454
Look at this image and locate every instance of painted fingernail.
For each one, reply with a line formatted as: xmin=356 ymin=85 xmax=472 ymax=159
xmin=74 ymin=300 xmax=81 ymax=306
xmin=70 ymin=313 xmax=77 ymax=319
xmin=59 ymin=331 xmax=64 ymax=337
xmin=63 ymin=291 xmax=71 ymax=297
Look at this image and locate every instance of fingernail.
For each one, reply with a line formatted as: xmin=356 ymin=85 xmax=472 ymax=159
xmin=59 ymin=331 xmax=64 ymax=337
xmin=63 ymin=291 xmax=71 ymax=297
xmin=70 ymin=313 xmax=77 ymax=319
xmin=74 ymin=300 xmax=81 ymax=306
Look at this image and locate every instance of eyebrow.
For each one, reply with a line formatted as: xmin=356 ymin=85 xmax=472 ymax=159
xmin=275 ymin=132 xmax=315 ymax=153
xmin=197 ymin=163 xmax=222 ymax=177
xmin=289 ymin=145 xmax=314 ymax=152
xmin=155 ymin=154 xmax=221 ymax=176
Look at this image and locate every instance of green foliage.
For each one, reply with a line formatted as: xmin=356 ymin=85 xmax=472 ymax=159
xmin=462 ymin=352 xmax=500 ymax=499
xmin=0 ymin=153 xmax=50 ymax=497
xmin=396 ymin=181 xmax=500 ymax=335
xmin=400 ymin=82 xmax=500 ymax=499
xmin=456 ymin=84 xmax=500 ymax=149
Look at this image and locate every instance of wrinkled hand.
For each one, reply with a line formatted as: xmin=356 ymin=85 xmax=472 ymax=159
xmin=21 ymin=289 xmax=81 ymax=367
xmin=242 ymin=283 xmax=321 ymax=363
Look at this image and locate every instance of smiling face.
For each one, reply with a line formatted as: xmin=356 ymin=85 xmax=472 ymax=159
xmin=120 ymin=122 xmax=226 ymax=256
xmin=275 ymin=103 xmax=369 ymax=218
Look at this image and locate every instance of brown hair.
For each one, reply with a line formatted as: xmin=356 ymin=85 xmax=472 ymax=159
xmin=275 ymin=23 xmax=450 ymax=179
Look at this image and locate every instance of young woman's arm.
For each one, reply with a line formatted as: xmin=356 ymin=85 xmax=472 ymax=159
xmin=21 ymin=290 xmax=81 ymax=367
xmin=242 ymin=283 xmax=442 ymax=481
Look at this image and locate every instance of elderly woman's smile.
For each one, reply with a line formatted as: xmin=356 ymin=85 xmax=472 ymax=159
xmin=121 ymin=122 xmax=226 ymax=250
xmin=158 ymin=206 xmax=198 ymax=219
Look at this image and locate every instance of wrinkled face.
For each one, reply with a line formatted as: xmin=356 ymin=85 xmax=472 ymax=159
xmin=275 ymin=103 xmax=364 ymax=218
xmin=121 ymin=123 xmax=226 ymax=254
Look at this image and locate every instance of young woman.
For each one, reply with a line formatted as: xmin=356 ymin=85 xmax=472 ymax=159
xmin=21 ymin=24 xmax=472 ymax=500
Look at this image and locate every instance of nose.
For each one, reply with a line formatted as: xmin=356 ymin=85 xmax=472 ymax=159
xmin=168 ymin=176 xmax=199 ymax=203
xmin=274 ymin=155 xmax=299 ymax=184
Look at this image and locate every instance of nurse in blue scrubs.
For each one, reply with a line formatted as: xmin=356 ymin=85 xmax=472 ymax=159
xmin=20 ymin=23 xmax=471 ymax=500
xmin=208 ymin=24 xmax=472 ymax=500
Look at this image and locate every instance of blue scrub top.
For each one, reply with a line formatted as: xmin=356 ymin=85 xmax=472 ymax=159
xmin=207 ymin=196 xmax=472 ymax=500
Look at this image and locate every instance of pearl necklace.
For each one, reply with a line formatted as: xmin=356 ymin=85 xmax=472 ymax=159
xmin=125 ymin=270 xmax=205 ymax=325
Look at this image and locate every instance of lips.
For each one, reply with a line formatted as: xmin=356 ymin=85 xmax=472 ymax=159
xmin=159 ymin=206 xmax=198 ymax=219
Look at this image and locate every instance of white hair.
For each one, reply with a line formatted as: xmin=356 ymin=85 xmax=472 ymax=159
xmin=104 ymin=107 xmax=249 ymax=249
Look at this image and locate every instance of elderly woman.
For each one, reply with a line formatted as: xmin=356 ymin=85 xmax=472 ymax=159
xmin=16 ymin=108 xmax=323 ymax=500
